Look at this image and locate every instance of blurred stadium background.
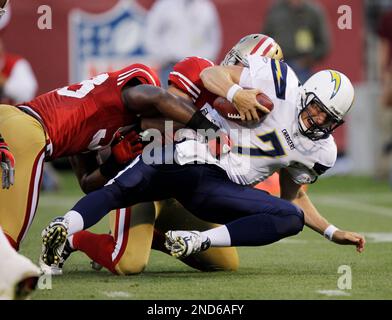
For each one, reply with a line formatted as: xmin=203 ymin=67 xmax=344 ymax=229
xmin=3 ymin=0 xmax=390 ymax=177
xmin=1 ymin=0 xmax=391 ymax=299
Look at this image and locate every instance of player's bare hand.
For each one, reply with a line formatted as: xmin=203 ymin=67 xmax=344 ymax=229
xmin=332 ymin=230 xmax=366 ymax=253
xmin=232 ymin=88 xmax=270 ymax=121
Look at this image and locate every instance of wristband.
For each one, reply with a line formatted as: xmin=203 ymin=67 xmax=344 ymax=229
xmin=226 ymin=84 xmax=242 ymax=103
xmin=323 ymin=224 xmax=338 ymax=241
xmin=186 ymin=110 xmax=220 ymax=133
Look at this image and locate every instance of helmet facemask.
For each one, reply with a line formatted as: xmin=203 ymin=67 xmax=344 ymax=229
xmin=221 ymin=48 xmax=249 ymax=67
xmin=298 ymin=92 xmax=344 ymax=141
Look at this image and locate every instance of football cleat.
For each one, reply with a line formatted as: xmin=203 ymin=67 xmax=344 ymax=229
xmin=164 ymin=230 xmax=211 ymax=259
xmin=39 ymin=217 xmax=69 ymax=275
xmin=0 ymin=251 xmax=41 ymax=300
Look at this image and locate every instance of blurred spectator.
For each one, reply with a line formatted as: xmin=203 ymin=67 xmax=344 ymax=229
xmin=263 ymin=0 xmax=330 ymax=83
xmin=0 ymin=38 xmax=37 ymax=104
xmin=144 ymin=0 xmax=221 ymax=87
xmin=376 ymin=9 xmax=392 ymax=182
xmin=0 ymin=37 xmax=59 ymax=191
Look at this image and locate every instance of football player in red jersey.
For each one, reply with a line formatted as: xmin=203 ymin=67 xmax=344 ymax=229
xmin=58 ymin=34 xmax=284 ymax=276
xmin=0 ymin=62 xmax=215 ymax=252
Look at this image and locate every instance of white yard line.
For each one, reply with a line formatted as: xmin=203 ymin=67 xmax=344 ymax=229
xmin=362 ymin=232 xmax=392 ymax=243
xmin=102 ymin=291 xmax=132 ymax=298
xmin=311 ymin=195 xmax=392 ymax=218
xmin=316 ymin=289 xmax=351 ymax=297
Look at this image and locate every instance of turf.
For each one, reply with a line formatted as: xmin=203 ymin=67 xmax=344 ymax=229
xmin=19 ymin=172 xmax=392 ymax=300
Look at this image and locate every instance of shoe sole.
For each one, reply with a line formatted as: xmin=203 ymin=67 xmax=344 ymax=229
xmin=164 ymin=232 xmax=187 ymax=258
xmin=41 ymin=225 xmax=67 ymax=266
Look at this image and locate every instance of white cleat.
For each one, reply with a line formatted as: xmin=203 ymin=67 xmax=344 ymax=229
xmin=164 ymin=230 xmax=211 ymax=259
xmin=39 ymin=217 xmax=68 ymax=275
xmin=0 ymin=251 xmax=41 ymax=300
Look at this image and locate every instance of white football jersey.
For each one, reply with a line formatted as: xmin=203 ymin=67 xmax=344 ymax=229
xmin=175 ymin=55 xmax=337 ymax=185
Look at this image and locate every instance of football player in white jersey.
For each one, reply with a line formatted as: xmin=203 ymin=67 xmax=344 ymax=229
xmin=165 ymin=56 xmax=365 ymax=257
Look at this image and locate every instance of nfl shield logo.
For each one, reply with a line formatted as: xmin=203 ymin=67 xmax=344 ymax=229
xmin=69 ymin=0 xmax=154 ymax=82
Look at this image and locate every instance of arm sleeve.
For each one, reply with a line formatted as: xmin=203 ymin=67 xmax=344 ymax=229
xmin=287 ymin=140 xmax=336 ymax=184
xmin=169 ymin=57 xmax=214 ymax=100
xmin=286 ymin=165 xmax=318 ymax=185
xmin=4 ymin=59 xmax=38 ymax=103
xmin=111 ymin=63 xmax=161 ymax=90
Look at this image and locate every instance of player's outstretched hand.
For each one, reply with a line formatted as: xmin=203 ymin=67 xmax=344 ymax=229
xmin=332 ymin=230 xmax=366 ymax=253
xmin=233 ymin=88 xmax=270 ymax=121
xmin=0 ymin=139 xmax=15 ymax=189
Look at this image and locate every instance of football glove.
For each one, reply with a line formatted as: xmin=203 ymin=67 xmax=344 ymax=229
xmin=0 ymin=138 xmax=15 ymax=189
xmin=111 ymin=130 xmax=143 ymax=165
xmin=206 ymin=130 xmax=232 ymax=159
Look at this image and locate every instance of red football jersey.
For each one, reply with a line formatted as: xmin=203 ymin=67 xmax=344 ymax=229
xmin=21 ymin=64 xmax=160 ymax=159
xmin=168 ymin=56 xmax=217 ymax=109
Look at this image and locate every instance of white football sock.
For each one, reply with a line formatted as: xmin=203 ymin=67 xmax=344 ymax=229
xmin=202 ymin=225 xmax=231 ymax=247
xmin=64 ymin=210 xmax=84 ymax=236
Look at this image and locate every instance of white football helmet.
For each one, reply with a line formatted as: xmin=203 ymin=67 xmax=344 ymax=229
xmin=298 ymin=70 xmax=355 ymax=140
xmin=221 ymin=33 xmax=283 ymax=67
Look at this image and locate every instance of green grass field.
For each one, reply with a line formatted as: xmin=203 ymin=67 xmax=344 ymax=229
xmin=20 ymin=172 xmax=392 ymax=300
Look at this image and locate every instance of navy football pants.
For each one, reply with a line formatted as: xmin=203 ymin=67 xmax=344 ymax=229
xmin=73 ymin=156 xmax=304 ymax=246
